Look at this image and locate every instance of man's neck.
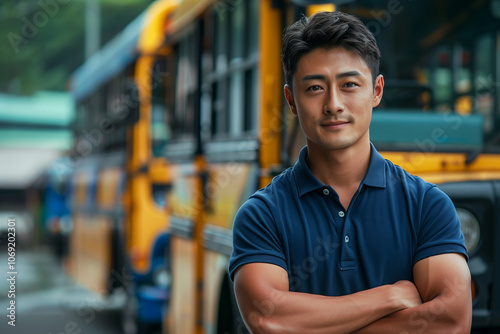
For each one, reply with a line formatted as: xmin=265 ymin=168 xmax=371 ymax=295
xmin=306 ymin=140 xmax=371 ymax=191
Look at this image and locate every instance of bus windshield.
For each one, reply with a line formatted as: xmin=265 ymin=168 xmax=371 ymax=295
xmin=340 ymin=0 xmax=500 ymax=149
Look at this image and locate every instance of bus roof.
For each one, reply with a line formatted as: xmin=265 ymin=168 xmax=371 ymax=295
xmin=70 ymin=11 xmax=146 ymax=101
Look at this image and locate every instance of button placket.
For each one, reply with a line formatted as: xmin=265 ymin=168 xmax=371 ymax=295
xmin=339 ymin=210 xmax=356 ymax=270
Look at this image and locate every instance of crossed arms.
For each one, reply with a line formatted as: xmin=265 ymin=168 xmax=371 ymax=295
xmin=233 ymin=253 xmax=472 ymax=334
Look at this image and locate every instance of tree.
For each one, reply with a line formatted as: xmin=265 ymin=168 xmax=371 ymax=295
xmin=1 ymin=0 xmax=152 ymax=95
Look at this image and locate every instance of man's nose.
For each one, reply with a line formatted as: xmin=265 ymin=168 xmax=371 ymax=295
xmin=324 ymin=87 xmax=344 ymax=114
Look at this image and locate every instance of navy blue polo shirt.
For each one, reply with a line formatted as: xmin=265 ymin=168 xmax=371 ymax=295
xmin=229 ymin=143 xmax=467 ymax=296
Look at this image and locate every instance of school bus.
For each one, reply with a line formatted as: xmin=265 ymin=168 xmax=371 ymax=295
xmin=160 ymin=0 xmax=500 ymax=333
xmin=66 ymin=1 xmax=178 ymax=333
xmin=66 ymin=0 xmax=500 ymax=333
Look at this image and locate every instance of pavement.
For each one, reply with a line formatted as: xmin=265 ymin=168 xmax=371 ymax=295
xmin=0 ymin=245 xmax=124 ymax=334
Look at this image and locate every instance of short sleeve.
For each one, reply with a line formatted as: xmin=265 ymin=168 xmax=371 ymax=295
xmin=229 ymin=197 xmax=287 ymax=281
xmin=413 ymin=185 xmax=468 ymax=264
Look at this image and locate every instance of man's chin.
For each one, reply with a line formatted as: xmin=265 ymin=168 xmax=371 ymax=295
xmin=308 ymin=137 xmax=367 ymax=152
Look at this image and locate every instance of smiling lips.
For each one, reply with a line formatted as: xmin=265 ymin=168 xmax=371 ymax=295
xmin=321 ymin=120 xmax=349 ymax=129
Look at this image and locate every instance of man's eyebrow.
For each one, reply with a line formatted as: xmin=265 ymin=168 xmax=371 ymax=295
xmin=335 ymin=70 xmax=363 ymax=79
xmin=302 ymin=74 xmax=326 ymax=81
xmin=302 ymin=71 xmax=363 ymax=81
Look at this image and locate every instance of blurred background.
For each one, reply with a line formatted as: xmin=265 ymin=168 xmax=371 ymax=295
xmin=1 ymin=0 xmax=500 ymax=333
xmin=0 ymin=1 xmax=155 ymax=333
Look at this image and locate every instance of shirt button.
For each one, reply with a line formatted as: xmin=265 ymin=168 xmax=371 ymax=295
xmin=345 ymin=235 xmax=349 ymax=243
xmin=338 ymin=211 xmax=345 ymax=218
xmin=323 ymin=189 xmax=329 ymax=195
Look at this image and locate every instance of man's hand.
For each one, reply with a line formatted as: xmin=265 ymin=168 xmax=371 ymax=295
xmin=353 ymin=253 xmax=472 ymax=334
xmin=392 ymin=280 xmax=422 ymax=309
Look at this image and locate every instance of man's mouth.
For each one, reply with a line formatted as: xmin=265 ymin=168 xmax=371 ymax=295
xmin=321 ymin=120 xmax=349 ymax=129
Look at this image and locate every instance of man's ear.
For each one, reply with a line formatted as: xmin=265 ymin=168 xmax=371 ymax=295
xmin=372 ymin=74 xmax=384 ymax=108
xmin=284 ymin=84 xmax=297 ymax=115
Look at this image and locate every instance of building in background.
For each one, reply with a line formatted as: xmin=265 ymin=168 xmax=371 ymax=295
xmin=0 ymin=91 xmax=74 ymax=247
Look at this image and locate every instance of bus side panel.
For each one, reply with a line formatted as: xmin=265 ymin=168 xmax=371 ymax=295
xmin=70 ymin=213 xmax=113 ymax=294
xmin=67 ymin=170 xmax=86 ymax=282
xmin=128 ymin=173 xmax=169 ymax=273
xmin=380 ymin=151 xmax=500 ymax=184
xmin=202 ymin=162 xmax=259 ymax=332
xmin=203 ymin=163 xmax=258 ymax=229
xmin=69 ymin=169 xmax=106 ymax=293
xmin=167 ymin=162 xmax=200 ymax=334
xmin=203 ymin=250 xmax=232 ymax=334
xmin=69 ymin=167 xmax=122 ymax=294
xmin=169 ymin=164 xmax=198 ymax=218
xmin=169 ymin=236 xmax=197 ymax=334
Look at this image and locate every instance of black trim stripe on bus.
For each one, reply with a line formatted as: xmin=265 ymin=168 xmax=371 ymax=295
xmin=169 ymin=215 xmax=195 ymax=239
xmin=71 ymin=205 xmax=125 ymax=217
xmin=204 ymin=138 xmax=259 ymax=163
xmin=72 ymin=150 xmax=127 ymax=170
xmin=203 ymin=224 xmax=233 ymax=256
xmin=163 ymin=140 xmax=197 ymax=162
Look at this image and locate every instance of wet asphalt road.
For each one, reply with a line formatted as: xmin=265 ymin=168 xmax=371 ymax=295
xmin=0 ymin=246 xmax=123 ymax=334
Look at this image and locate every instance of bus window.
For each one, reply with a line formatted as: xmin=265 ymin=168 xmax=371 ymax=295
xmin=174 ymin=29 xmax=198 ymax=140
xmin=214 ymin=4 xmax=228 ymax=72
xmin=103 ymin=76 xmax=118 ymax=152
xmin=76 ymin=102 xmax=87 ymax=134
xmin=244 ymin=0 xmax=259 ymax=134
xmin=90 ymin=93 xmax=99 ymax=128
xmin=113 ymin=73 xmax=128 ymax=150
xmin=212 ymin=79 xmax=229 ymax=136
xmin=211 ymin=4 xmax=229 ymax=137
xmin=244 ymin=67 xmax=258 ymax=133
xmin=230 ymin=0 xmax=244 ymax=62
xmin=453 ymin=43 xmax=472 ymax=115
xmin=229 ymin=69 xmax=244 ymax=137
xmin=248 ymin=0 xmax=258 ymax=57
xmin=206 ymin=0 xmax=259 ymax=140
xmin=497 ymin=31 xmax=500 ymax=139
xmin=151 ymin=58 xmax=171 ymax=157
xmin=474 ymin=33 xmax=494 ymax=136
xmin=432 ymin=46 xmax=453 ymax=112
xmin=228 ymin=2 xmax=245 ymax=136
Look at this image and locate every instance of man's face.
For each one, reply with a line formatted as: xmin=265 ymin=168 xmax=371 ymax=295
xmin=285 ymin=47 xmax=384 ymax=152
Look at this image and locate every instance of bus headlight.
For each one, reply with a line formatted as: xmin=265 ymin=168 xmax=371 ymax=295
xmin=456 ymin=208 xmax=480 ymax=254
xmin=153 ymin=267 xmax=171 ymax=288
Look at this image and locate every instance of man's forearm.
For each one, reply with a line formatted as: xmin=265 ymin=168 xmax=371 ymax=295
xmin=352 ymin=293 xmax=472 ymax=334
xmin=241 ymin=282 xmax=419 ymax=334
xmin=352 ymin=255 xmax=473 ymax=334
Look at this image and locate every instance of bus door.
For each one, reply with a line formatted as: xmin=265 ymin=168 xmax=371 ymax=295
xmin=163 ymin=13 xmax=204 ymax=334
xmin=197 ymin=1 xmax=263 ymax=333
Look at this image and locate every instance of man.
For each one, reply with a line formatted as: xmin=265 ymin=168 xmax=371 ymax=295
xmin=229 ymin=11 xmax=472 ymax=334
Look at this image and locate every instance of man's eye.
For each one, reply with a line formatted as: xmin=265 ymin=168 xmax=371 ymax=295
xmin=307 ymin=85 xmax=322 ymax=91
xmin=344 ymin=82 xmax=358 ymax=88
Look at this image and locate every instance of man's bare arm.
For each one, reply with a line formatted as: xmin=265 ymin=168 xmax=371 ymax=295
xmin=353 ymin=253 xmax=472 ymax=334
xmin=233 ymin=263 xmax=422 ymax=334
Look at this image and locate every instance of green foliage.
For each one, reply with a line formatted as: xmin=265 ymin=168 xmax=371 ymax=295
xmin=1 ymin=0 xmax=152 ymax=95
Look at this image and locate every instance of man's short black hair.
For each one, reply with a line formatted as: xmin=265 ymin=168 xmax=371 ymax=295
xmin=282 ymin=11 xmax=381 ymax=91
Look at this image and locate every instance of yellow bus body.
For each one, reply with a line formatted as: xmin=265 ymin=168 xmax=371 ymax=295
xmin=126 ymin=0 xmax=178 ymax=274
xmin=68 ymin=0 xmax=178 ymax=296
